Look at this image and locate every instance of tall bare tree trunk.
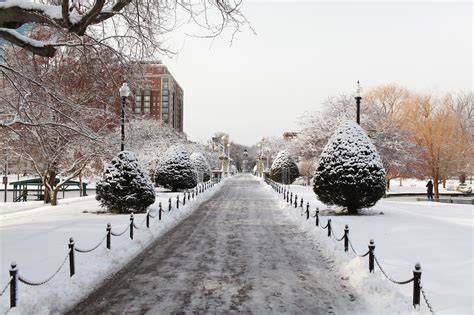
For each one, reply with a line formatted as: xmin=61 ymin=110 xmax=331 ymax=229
xmin=79 ymin=172 xmax=83 ymax=197
xmin=51 ymin=189 xmax=59 ymax=206
xmin=44 ymin=169 xmax=57 ymax=204
xmin=434 ymin=173 xmax=440 ymax=199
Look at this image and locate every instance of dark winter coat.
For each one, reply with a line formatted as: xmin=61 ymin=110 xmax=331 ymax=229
xmin=426 ymin=181 xmax=433 ymax=193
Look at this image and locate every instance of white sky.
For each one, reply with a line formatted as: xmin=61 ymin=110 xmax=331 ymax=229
xmin=163 ymin=1 xmax=472 ymax=146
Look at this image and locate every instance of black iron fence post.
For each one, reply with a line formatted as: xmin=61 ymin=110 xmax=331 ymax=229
xmin=413 ymin=263 xmax=422 ymax=309
xmin=368 ymin=239 xmax=375 ymax=273
xmin=176 ymin=196 xmax=180 ymax=209
xmin=68 ymin=238 xmax=75 ymax=277
xmin=306 ymin=202 xmax=310 ymax=220
xmin=183 ymin=192 xmax=186 ymax=206
xmin=146 ymin=211 xmax=150 ymax=228
xmin=327 ymin=219 xmax=332 ymax=237
xmin=286 ymin=192 xmax=289 ymax=202
xmin=344 ymin=225 xmax=349 ymax=252
xmin=9 ymin=262 xmax=17 ymax=308
xmin=290 ymin=192 xmax=293 ymax=204
xmin=106 ymin=223 xmax=111 ymax=249
xmin=168 ymin=198 xmax=172 ymax=211
xmin=300 ymin=198 xmax=303 ymax=208
xmin=294 ymin=195 xmax=298 ymax=208
xmin=192 ymin=190 xmax=195 ymax=199
xmin=188 ymin=191 xmax=191 ymax=201
xmin=159 ymin=202 xmax=163 ymax=220
xmin=316 ymin=208 xmax=319 ymax=226
xmin=129 ymin=213 xmax=134 ymax=240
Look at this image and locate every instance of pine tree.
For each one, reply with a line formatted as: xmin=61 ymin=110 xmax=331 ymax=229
xmin=96 ymin=151 xmax=156 ymax=214
xmin=190 ymin=152 xmax=211 ymax=182
xmin=270 ymin=150 xmax=300 ymax=184
xmin=155 ymin=145 xmax=197 ymax=191
xmin=313 ymin=121 xmax=386 ymax=214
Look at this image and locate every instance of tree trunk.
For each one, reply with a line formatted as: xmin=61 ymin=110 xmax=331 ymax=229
xmin=433 ymin=173 xmax=440 ymax=199
xmin=79 ymin=172 xmax=83 ymax=197
xmin=347 ymin=204 xmax=358 ymax=215
xmin=43 ymin=169 xmax=57 ymax=204
xmin=442 ymin=177 xmax=446 ymax=189
xmin=399 ymin=177 xmax=403 ymax=186
xmin=51 ymin=189 xmax=59 ymax=206
xmin=386 ymin=178 xmax=391 ymax=190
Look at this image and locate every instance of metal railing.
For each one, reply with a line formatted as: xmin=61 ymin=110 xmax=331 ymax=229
xmin=264 ymin=176 xmax=435 ymax=314
xmin=2 ymin=180 xmax=217 ymax=309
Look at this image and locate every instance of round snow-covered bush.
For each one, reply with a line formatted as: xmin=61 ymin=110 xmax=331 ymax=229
xmin=96 ymin=151 xmax=156 ymax=214
xmin=190 ymin=152 xmax=211 ymax=182
xmin=155 ymin=145 xmax=197 ymax=191
xmin=313 ymin=121 xmax=386 ymax=214
xmin=269 ymin=150 xmax=300 ymax=184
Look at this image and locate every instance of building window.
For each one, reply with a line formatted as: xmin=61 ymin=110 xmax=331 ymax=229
xmin=144 ymin=89 xmax=151 ymax=95
xmin=162 ymin=95 xmax=168 ymax=101
xmin=162 ymin=107 xmax=168 ymax=113
xmin=144 ymin=101 xmax=150 ymax=114
xmin=144 ymin=95 xmax=150 ymax=101
xmin=162 ymin=90 xmax=169 ymax=96
xmin=135 ymin=105 xmax=141 ymax=114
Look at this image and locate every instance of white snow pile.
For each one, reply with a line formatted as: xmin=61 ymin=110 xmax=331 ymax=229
xmin=265 ymin=182 xmax=473 ymax=315
xmin=0 ymin=181 xmax=224 ymax=314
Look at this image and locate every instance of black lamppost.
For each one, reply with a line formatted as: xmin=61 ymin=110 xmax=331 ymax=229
xmin=355 ymin=80 xmax=362 ymax=125
xmin=119 ymin=82 xmax=131 ymax=151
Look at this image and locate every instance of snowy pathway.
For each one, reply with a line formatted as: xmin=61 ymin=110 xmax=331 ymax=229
xmin=69 ymin=175 xmax=364 ymax=314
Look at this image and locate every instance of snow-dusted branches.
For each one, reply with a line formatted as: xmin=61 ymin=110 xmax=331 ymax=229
xmin=0 ymin=0 xmax=249 ymax=58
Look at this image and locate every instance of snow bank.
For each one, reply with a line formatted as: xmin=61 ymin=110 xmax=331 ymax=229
xmin=0 ymin=181 xmax=224 ymax=314
xmin=264 ymin=182 xmax=473 ymax=314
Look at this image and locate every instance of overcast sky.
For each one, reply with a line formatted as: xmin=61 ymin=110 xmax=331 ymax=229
xmin=163 ymin=1 xmax=472 ymax=146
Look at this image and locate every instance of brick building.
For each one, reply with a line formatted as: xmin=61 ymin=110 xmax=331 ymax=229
xmin=133 ymin=61 xmax=184 ymax=132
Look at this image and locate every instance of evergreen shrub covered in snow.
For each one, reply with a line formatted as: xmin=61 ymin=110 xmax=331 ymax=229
xmin=190 ymin=152 xmax=211 ymax=182
xmin=270 ymin=150 xmax=300 ymax=184
xmin=313 ymin=121 xmax=386 ymax=214
xmin=155 ymin=145 xmax=197 ymax=191
xmin=96 ymin=151 xmax=156 ymax=214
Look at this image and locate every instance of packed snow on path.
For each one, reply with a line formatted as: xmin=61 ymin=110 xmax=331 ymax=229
xmin=71 ymin=174 xmax=365 ymax=314
xmin=274 ymin=183 xmax=473 ymax=314
xmin=0 ymin=183 xmax=223 ymax=314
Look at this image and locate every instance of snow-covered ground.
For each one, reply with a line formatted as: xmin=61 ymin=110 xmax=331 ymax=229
xmin=268 ymin=182 xmax=473 ymax=314
xmin=387 ymin=178 xmax=469 ymax=195
xmin=0 ymin=182 xmax=223 ymax=314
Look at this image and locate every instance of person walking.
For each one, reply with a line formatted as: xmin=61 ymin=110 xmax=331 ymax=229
xmin=426 ymin=180 xmax=434 ymax=200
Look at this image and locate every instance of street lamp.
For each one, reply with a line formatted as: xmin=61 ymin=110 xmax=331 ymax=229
xmin=119 ymin=82 xmax=131 ymax=151
xmin=355 ymin=80 xmax=362 ymax=125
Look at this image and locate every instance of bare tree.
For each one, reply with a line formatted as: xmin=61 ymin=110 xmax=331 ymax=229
xmin=1 ymin=43 xmax=121 ymax=205
xmin=0 ymin=0 xmax=249 ymax=58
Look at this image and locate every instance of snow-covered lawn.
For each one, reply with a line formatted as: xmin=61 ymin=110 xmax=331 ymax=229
xmin=387 ymin=178 xmax=469 ymax=195
xmin=0 ymin=182 xmax=223 ymax=314
xmin=269 ymin=183 xmax=473 ymax=314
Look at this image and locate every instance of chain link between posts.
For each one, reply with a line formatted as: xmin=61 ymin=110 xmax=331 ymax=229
xmin=75 ymin=235 xmax=107 ymax=253
xmin=348 ymin=238 xmax=370 ymax=257
xmin=0 ymin=277 xmax=12 ymax=296
xmin=373 ymin=255 xmax=414 ymax=285
xmin=110 ymin=224 xmax=130 ymax=237
xmin=420 ymin=279 xmax=435 ymax=314
xmin=18 ymin=249 xmax=71 ymax=286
